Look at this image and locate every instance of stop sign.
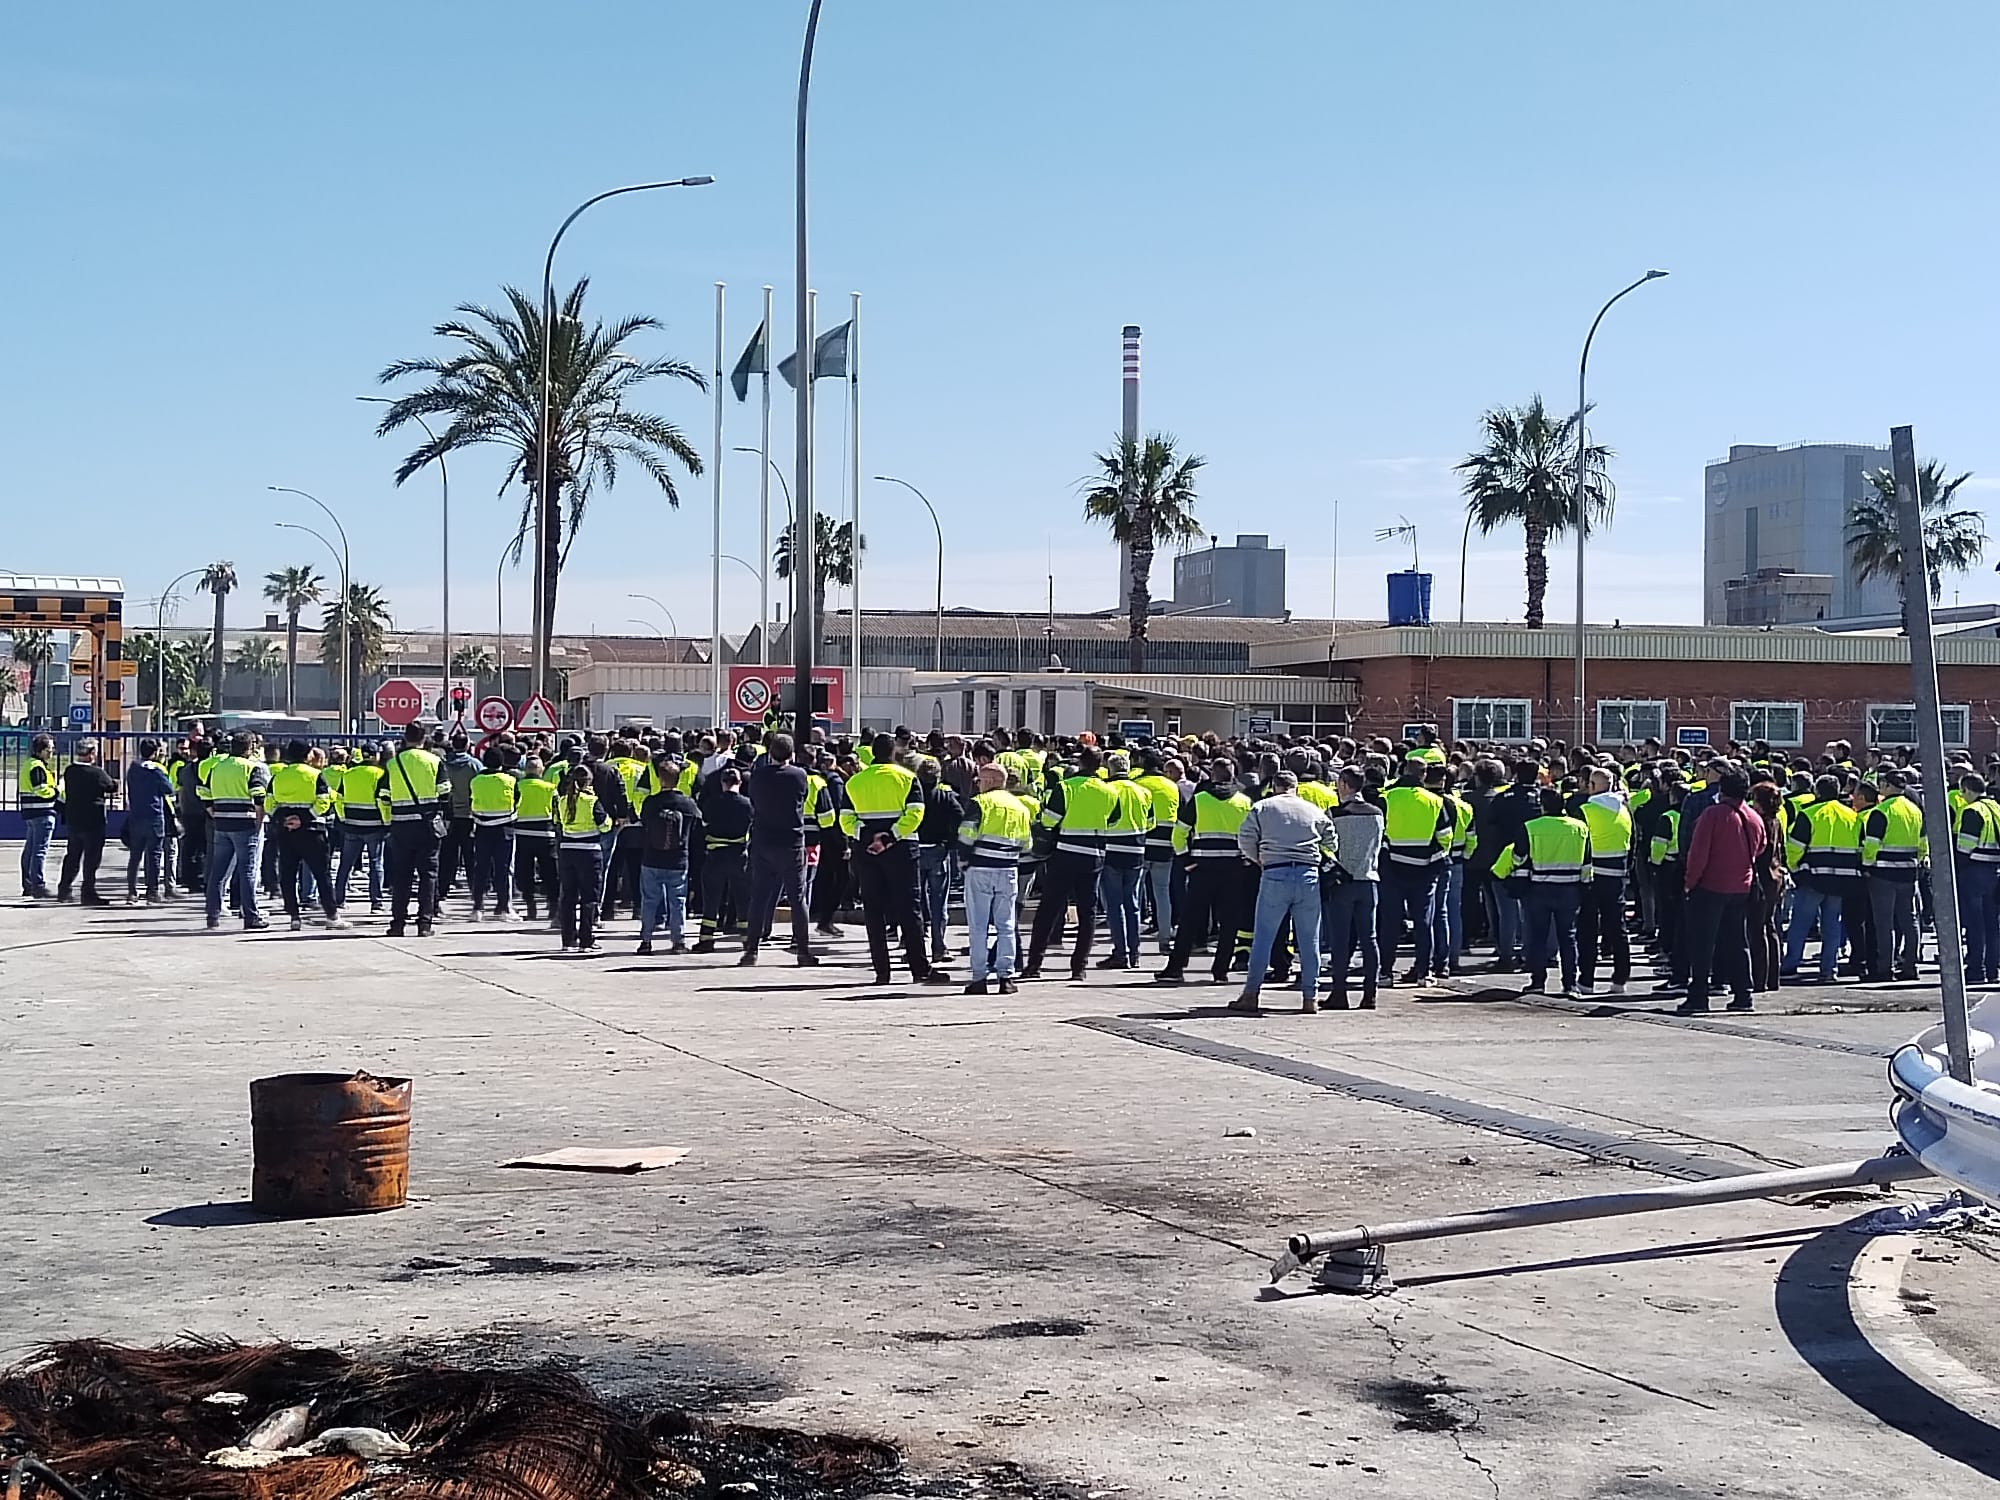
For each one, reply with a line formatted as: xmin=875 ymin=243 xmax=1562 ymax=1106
xmin=373 ymin=677 xmax=426 ymax=728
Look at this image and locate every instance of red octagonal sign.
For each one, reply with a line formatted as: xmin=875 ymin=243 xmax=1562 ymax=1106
xmin=373 ymin=676 xmax=426 ymax=728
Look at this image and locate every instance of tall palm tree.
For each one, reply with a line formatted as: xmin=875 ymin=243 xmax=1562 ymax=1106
xmin=373 ymin=278 xmax=705 ymax=695
xmin=232 ymin=637 xmax=284 ymax=710
xmin=9 ymin=629 xmax=54 ymax=723
xmin=1079 ymin=433 xmax=1206 ymax=672
xmin=451 ymin=643 xmax=495 ymax=680
xmin=197 ymin=561 xmax=237 ymax=710
xmin=775 ymin=514 xmax=865 ymax=623
xmin=319 ymin=583 xmax=393 ymax=722
xmin=170 ymin=639 xmax=213 ymax=718
xmin=1455 ymin=396 xmax=1613 ymax=629
xmin=1849 ymin=462 xmax=1984 ymax=606
xmin=262 ymin=564 xmax=324 ymax=713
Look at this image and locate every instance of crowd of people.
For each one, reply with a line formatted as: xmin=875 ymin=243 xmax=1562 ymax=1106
xmin=13 ymin=721 xmax=1989 ymax=1014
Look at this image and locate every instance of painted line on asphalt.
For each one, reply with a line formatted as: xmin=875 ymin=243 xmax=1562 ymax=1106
xmin=1070 ymin=1015 xmax=1752 ymax=1181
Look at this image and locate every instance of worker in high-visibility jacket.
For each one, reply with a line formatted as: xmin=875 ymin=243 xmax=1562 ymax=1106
xmin=334 ymin=744 xmax=390 ymax=914
xmin=1379 ymin=756 xmax=1454 ymax=986
xmin=377 ymin=722 xmax=447 ymax=938
xmin=468 ymin=745 xmax=520 ymax=922
xmin=1024 ymin=745 xmax=1122 ymax=980
xmin=511 ymin=755 xmax=561 ymax=923
xmin=1156 ymin=758 xmax=1255 ymax=987
xmin=200 ymin=730 xmax=272 ymax=931
xmin=18 ymin=732 xmax=60 ymax=898
xmin=1134 ymin=748 xmax=1185 ymax=955
xmin=554 ymin=762 xmax=613 ymax=953
xmin=1577 ymin=767 xmax=1634 ymax=993
xmin=957 ymin=763 xmax=1035 ymax=993
xmin=1422 ymin=761 xmax=1468 ymax=982
xmin=841 ymin=734 xmax=950 ymax=986
xmin=266 ymin=739 xmax=347 ymax=931
xmin=1861 ymin=767 xmax=1926 ymax=981
xmin=1647 ymin=777 xmax=1688 ymax=983
xmin=1782 ymin=774 xmax=1862 ymax=982
xmin=1491 ymin=786 xmax=1592 ymax=998
xmin=1954 ymin=771 xmax=2000 ymax=985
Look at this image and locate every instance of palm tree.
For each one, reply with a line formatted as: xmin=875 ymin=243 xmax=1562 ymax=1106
xmin=1455 ymin=396 xmax=1613 ymax=629
xmin=774 ymin=514 xmax=865 ymax=621
xmin=451 ymin=643 xmax=495 ymax=680
xmin=9 ymin=629 xmax=54 ymax=723
xmin=262 ymin=565 xmax=324 ymax=713
xmin=373 ymin=278 xmax=706 ymax=696
xmin=232 ymin=637 xmax=284 ymax=710
xmin=1080 ymin=433 xmax=1206 ymax=672
xmin=197 ymin=561 xmax=237 ymax=710
xmin=1848 ymin=462 xmax=1985 ymax=606
xmin=319 ymin=583 xmax=393 ymax=721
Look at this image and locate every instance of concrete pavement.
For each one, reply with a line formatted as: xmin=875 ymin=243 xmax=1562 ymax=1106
xmin=5 ymin=886 xmax=1998 ymax=1498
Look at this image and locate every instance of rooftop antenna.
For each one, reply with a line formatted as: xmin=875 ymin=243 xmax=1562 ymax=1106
xmin=1375 ymin=517 xmax=1420 ymax=572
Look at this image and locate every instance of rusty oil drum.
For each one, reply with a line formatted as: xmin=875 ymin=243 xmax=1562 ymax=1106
xmin=250 ymin=1072 xmax=411 ymax=1215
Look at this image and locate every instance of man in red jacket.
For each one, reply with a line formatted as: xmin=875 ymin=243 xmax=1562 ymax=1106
xmin=1679 ymin=769 xmax=1766 ymax=1014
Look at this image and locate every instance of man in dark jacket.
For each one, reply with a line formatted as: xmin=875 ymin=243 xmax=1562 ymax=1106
xmin=635 ymin=755 xmax=701 ymax=956
xmin=437 ymin=733 xmax=481 ymax=898
xmin=57 ymin=742 xmax=119 ymax=904
xmin=742 ymin=732 xmax=818 ymax=966
xmin=916 ymin=757 xmax=964 ymax=963
xmin=1472 ymin=757 xmax=1541 ymax=970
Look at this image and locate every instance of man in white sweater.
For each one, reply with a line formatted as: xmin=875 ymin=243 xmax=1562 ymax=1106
xmin=1230 ymin=772 xmax=1339 ymax=1015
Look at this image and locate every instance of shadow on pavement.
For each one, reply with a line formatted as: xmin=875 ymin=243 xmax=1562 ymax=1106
xmin=1396 ymin=1225 xmax=1821 ymax=1288
xmin=1776 ymin=1213 xmax=2000 ymax=1479
xmin=143 ymin=1201 xmax=278 ymax=1229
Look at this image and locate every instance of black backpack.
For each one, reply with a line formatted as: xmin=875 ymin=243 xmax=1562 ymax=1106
xmin=644 ymin=800 xmax=685 ymax=857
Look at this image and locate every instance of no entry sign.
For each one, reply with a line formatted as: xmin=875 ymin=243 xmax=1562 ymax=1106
xmin=373 ymin=677 xmax=425 ymax=728
xmin=474 ymin=696 xmax=514 ymax=734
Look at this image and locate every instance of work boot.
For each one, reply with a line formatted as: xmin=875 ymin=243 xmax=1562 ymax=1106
xmin=997 ymin=979 xmax=1019 ymax=995
xmin=244 ymin=918 xmax=270 ymax=931
xmin=1301 ymin=996 xmax=1319 ymax=1014
xmin=1152 ymin=969 xmax=1185 ymax=986
xmin=637 ymin=940 xmax=654 ymax=956
xmin=692 ymin=938 xmax=717 ymax=954
xmin=797 ymin=951 xmax=821 ymax=967
xmin=919 ymin=969 xmax=954 ymax=987
xmin=1673 ymin=997 xmax=1712 ymax=1015
xmin=1725 ymin=996 xmax=1755 ymax=1012
xmin=738 ymin=948 xmax=759 ymax=967
xmin=289 ymin=917 xmax=304 ymax=931
xmin=1226 ymin=992 xmax=1263 ymax=1015
xmin=963 ymin=980 xmax=990 ymax=996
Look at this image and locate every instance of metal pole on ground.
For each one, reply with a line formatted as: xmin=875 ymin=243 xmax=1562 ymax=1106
xmin=1893 ymin=424 xmax=1973 ymax=1084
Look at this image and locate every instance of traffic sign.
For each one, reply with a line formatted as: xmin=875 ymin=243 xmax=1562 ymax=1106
xmin=373 ymin=676 xmax=426 ymax=728
xmin=67 ymin=703 xmax=91 ymax=728
xmin=726 ymin=666 xmax=843 ymax=725
xmin=515 ymin=694 xmax=558 ymax=733
xmin=1117 ymin=719 xmax=1156 ymax=740
xmin=733 ymin=675 xmax=772 ymax=719
xmin=474 ymin=696 xmax=514 ymax=734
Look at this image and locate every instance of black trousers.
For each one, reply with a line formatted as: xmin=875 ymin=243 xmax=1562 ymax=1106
xmin=57 ymin=829 xmax=106 ymax=898
xmin=1579 ymin=872 xmax=1630 ymax=984
xmin=856 ymin=840 xmax=930 ymax=980
xmin=1165 ymin=862 xmax=1252 ymax=980
xmin=471 ymin=824 xmax=516 ymax=913
xmin=515 ymin=835 xmax=557 ymax=916
xmin=439 ymin=816 xmax=475 ymax=896
xmin=557 ymin=844 xmax=601 ymax=947
xmin=1685 ymin=887 xmax=1751 ymax=1006
xmin=277 ymin=825 xmax=338 ymax=919
xmin=745 ymin=839 xmax=811 ymax=954
xmin=1027 ymin=850 xmax=1104 ymax=975
xmin=601 ymin=827 xmax=642 ymax=920
xmin=388 ymin=821 xmax=440 ymax=931
xmin=700 ymin=845 xmax=750 ymax=939
xmin=177 ymin=812 xmax=207 ymax=888
xmin=812 ymin=834 xmax=851 ymax=925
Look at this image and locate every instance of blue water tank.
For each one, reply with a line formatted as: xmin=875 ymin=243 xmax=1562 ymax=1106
xmin=1386 ymin=570 xmax=1433 ymax=626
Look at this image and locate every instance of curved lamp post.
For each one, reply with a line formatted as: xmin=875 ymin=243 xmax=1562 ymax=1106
xmin=154 ymin=567 xmax=205 ymax=729
xmin=873 ymin=474 xmax=944 ymax=671
xmin=269 ymin=487 xmax=351 ymax=730
xmin=357 ymin=396 xmax=450 ymax=711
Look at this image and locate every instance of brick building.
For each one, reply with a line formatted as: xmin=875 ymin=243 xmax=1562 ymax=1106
xmin=1252 ymin=623 xmax=2000 ymax=756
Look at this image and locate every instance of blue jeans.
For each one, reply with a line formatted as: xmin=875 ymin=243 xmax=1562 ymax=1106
xmin=1245 ymin=864 xmax=1321 ymax=1000
xmin=1429 ymin=860 xmax=1465 ymax=973
xmin=1099 ymin=861 xmax=1144 ymax=961
xmin=1146 ymin=858 xmax=1175 ymax=951
xmin=1783 ymin=883 xmax=1845 ymax=978
xmin=1490 ymin=880 xmax=1522 ymax=964
xmin=125 ymin=829 xmax=164 ymax=900
xmin=1524 ymin=882 xmax=1583 ymax=988
xmin=964 ymin=864 xmax=1019 ymax=981
xmin=337 ymin=825 xmax=387 ymax=907
xmin=21 ymin=813 xmax=55 ymax=894
xmin=919 ymin=843 xmax=952 ymax=954
xmin=638 ymin=865 xmax=688 ymax=946
xmin=1382 ymin=867 xmax=1439 ymax=977
xmin=205 ymin=825 xmax=263 ymax=925
xmin=1322 ymin=879 xmax=1379 ymax=1002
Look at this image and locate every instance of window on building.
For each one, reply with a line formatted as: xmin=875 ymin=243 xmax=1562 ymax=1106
xmin=1596 ymin=700 xmax=1667 ymax=745
xmin=1452 ymin=698 xmax=1531 ymax=742
xmin=960 ymin=691 xmax=975 ymax=734
xmin=1040 ymin=690 xmax=1057 ymax=736
xmin=1867 ymin=703 xmax=1970 ymax=749
xmin=1730 ymin=701 xmax=1804 ymax=747
xmin=1011 ymin=689 xmax=1027 ymax=728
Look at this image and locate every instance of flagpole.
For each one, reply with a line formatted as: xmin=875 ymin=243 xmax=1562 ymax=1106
xmin=711 ymin=281 xmax=725 ymax=729
xmin=759 ymin=283 xmax=773 ymax=666
xmin=848 ymin=289 xmax=862 ymax=740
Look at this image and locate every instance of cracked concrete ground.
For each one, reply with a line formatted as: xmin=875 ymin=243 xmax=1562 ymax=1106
xmin=5 ymin=890 xmax=2000 ymax=1498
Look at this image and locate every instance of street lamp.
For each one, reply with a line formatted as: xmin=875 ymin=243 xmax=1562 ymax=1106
xmin=1572 ymin=269 xmax=1668 ymax=746
xmin=874 ymin=475 xmax=944 ymax=671
xmin=791 ymin=0 xmax=827 ymax=736
xmin=629 ymin=617 xmax=669 ymax=643
xmin=495 ymin=527 xmax=528 ymax=700
xmin=533 ymin=174 xmax=715 ymax=702
xmin=274 ymin=521 xmax=346 ymax=730
xmin=154 ymin=567 xmax=204 ymax=730
xmin=269 ymin=487 xmax=351 ymax=732
xmin=736 ymin=445 xmax=794 ymax=665
xmin=357 ymin=396 xmax=450 ymax=716
xmin=628 ymin=592 xmax=680 ymax=640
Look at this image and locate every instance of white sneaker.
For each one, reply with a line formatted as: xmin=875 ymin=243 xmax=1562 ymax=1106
xmin=326 ymin=917 xmax=351 ymax=930
xmin=470 ymin=909 xmax=485 ymax=923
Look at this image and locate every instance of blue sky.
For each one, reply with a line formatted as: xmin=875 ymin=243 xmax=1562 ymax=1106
xmin=5 ymin=1 xmax=1997 ymax=638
